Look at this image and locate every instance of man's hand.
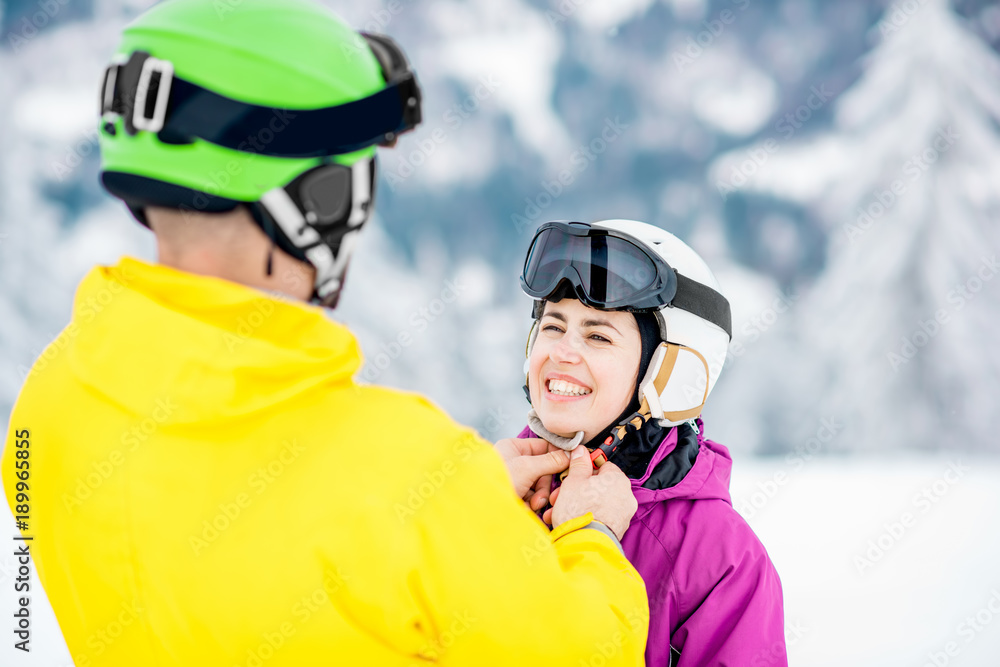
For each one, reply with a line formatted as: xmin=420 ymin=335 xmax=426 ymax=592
xmin=546 ymin=445 xmax=637 ymax=540
xmin=494 ymin=438 xmax=570 ymax=502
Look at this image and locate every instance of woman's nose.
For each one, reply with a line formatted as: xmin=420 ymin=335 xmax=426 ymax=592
xmin=549 ymin=333 xmax=582 ymax=364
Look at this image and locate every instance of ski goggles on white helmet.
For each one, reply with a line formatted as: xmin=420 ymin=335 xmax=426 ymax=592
xmin=521 ymin=221 xmax=732 ymax=338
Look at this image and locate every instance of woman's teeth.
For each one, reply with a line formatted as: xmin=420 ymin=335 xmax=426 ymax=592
xmin=547 ymin=379 xmax=592 ymax=396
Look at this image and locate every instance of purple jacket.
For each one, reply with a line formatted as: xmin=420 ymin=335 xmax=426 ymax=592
xmin=519 ymin=421 xmax=787 ymax=666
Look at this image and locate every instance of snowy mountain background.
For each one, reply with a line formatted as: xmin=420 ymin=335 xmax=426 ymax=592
xmin=708 ymin=0 xmax=1000 ymax=455
xmin=3 ymin=0 xmax=1000 ymax=455
xmin=3 ymin=0 xmax=1000 ymax=664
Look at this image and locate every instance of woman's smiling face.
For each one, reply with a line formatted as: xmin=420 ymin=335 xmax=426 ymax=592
xmin=528 ymin=298 xmax=643 ymax=443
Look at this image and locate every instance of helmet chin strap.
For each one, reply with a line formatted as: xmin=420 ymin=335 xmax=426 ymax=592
xmin=526 ymin=409 xmax=584 ymax=451
xmin=522 ymin=316 xmax=586 ymax=453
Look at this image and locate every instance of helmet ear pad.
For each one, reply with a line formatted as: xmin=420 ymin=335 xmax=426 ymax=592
xmin=638 ymin=342 xmax=711 ymax=426
xmin=256 ymin=157 xmax=376 ymax=305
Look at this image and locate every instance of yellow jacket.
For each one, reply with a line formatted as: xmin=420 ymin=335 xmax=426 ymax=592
xmin=2 ymin=257 xmax=648 ymax=666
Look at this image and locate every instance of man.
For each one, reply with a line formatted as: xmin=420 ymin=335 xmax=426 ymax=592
xmin=1 ymin=1 xmax=647 ymax=665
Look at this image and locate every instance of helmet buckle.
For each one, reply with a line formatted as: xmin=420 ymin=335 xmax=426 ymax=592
xmin=132 ymin=57 xmax=174 ymax=134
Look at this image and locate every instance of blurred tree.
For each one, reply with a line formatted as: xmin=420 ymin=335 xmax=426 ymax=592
xmin=718 ymin=0 xmax=1000 ymax=453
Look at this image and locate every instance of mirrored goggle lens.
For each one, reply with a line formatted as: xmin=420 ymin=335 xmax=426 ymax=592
xmin=524 ymin=228 xmax=660 ymax=304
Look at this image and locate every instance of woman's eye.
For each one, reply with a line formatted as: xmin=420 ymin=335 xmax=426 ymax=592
xmin=590 ymin=334 xmax=611 ymax=343
xmin=543 ymin=325 xmax=564 ymax=334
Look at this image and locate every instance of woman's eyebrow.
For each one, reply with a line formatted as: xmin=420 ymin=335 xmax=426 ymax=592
xmin=582 ymin=318 xmax=621 ymax=335
xmin=543 ymin=311 xmax=622 ymax=336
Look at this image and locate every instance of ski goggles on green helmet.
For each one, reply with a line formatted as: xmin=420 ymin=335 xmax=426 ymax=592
xmin=521 ymin=221 xmax=733 ymax=337
xmin=99 ymin=32 xmax=421 ymax=157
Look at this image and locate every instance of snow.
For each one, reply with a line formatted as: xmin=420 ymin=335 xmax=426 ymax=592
xmin=691 ymin=66 xmax=779 ymax=137
xmin=711 ymin=136 xmax=857 ymax=204
xmin=422 ymin=0 xmax=572 ymax=163
xmin=12 ymin=87 xmax=95 ymax=142
xmin=666 ymin=0 xmax=708 ymax=23
xmin=574 ymin=0 xmax=656 ymax=33
xmin=732 ymin=454 xmax=1000 ymax=667
xmin=5 ymin=455 xmax=1000 ymax=665
xmin=655 ymin=42 xmax=781 ymax=140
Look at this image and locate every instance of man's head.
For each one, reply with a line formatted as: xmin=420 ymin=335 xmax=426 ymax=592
xmin=98 ymin=0 xmax=422 ymax=305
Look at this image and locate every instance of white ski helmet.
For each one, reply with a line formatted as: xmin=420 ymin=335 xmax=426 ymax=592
xmin=521 ymin=219 xmax=731 ymax=427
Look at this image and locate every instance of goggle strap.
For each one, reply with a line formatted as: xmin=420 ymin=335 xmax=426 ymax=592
xmin=102 ymin=48 xmax=421 ymax=158
xmin=673 ymin=272 xmax=732 ymax=338
xmin=163 ymin=75 xmax=416 ymax=157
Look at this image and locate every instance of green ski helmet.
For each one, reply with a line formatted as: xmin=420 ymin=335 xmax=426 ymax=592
xmin=98 ymin=0 xmax=422 ymax=307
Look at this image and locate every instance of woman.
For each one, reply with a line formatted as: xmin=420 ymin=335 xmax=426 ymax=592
xmin=516 ymin=219 xmax=787 ymax=666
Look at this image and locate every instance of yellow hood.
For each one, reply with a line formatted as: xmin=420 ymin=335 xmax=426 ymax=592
xmin=67 ymin=256 xmax=360 ymax=425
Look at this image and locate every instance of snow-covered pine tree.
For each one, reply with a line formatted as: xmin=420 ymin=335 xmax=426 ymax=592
xmin=711 ymin=0 xmax=1000 ymax=452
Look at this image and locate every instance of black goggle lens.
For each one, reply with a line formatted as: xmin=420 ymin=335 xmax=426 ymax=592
xmin=523 ymin=226 xmax=664 ymax=307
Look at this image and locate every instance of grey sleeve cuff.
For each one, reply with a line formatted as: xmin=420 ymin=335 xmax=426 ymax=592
xmin=580 ymin=521 xmax=625 ymax=555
